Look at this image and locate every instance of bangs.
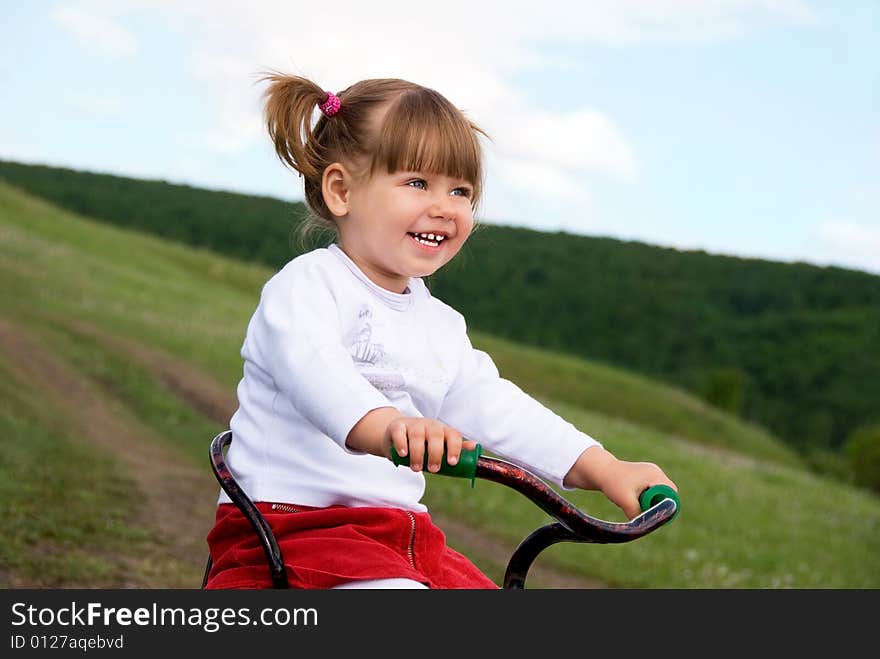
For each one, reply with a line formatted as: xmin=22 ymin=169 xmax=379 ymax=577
xmin=370 ymin=89 xmax=484 ymax=203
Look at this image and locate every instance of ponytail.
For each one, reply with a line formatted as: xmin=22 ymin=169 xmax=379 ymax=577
xmin=259 ymin=72 xmax=329 ymax=180
xmin=259 ymin=71 xmax=349 ymax=247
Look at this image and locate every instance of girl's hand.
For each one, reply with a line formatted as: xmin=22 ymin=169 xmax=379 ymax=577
xmin=564 ymin=446 xmax=678 ymax=519
xmin=386 ymin=417 xmax=476 ymax=473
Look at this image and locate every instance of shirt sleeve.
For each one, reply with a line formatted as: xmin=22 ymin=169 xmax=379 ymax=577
xmin=436 ymin=326 xmax=601 ymax=488
xmin=244 ymin=263 xmax=393 ymax=451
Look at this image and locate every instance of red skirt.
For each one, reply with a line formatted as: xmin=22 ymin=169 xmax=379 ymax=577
xmin=204 ymin=502 xmax=499 ymax=589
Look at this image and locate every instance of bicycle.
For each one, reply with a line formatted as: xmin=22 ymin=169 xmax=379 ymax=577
xmin=202 ymin=429 xmax=679 ymax=589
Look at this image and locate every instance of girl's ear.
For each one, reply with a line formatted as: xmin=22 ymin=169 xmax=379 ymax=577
xmin=322 ymin=163 xmax=351 ymax=217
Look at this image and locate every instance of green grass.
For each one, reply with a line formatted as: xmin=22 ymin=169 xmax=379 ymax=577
xmin=30 ymin=319 xmax=224 ymax=465
xmin=425 ymin=402 xmax=880 ymax=587
xmin=0 ymin=359 xmax=152 ymax=586
xmin=471 ymin=333 xmax=802 ymax=468
xmin=0 ymin=180 xmax=263 ymax=385
xmin=2 ymin=179 xmax=878 ymax=588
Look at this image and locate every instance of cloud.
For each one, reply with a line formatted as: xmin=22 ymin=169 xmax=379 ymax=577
xmin=497 ymin=158 xmax=592 ymax=204
xmin=44 ymin=0 xmax=818 ymax=237
xmin=490 ymin=108 xmax=638 ymax=182
xmin=50 ymin=4 xmax=139 ymax=57
xmin=189 ymin=53 xmax=263 ymax=153
xmin=523 ymin=0 xmax=819 ymax=44
xmin=137 ymin=1 xmax=654 ymax=188
xmin=155 ymin=0 xmax=809 ymax=170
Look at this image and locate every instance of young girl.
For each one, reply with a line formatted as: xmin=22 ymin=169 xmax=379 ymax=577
xmin=204 ymin=73 xmax=677 ymax=589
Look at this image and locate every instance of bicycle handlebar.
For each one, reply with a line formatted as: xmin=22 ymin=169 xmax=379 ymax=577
xmin=390 ymin=444 xmax=679 ymax=524
xmin=390 ymin=444 xmax=678 ymax=587
xmin=390 ymin=443 xmax=483 ymax=486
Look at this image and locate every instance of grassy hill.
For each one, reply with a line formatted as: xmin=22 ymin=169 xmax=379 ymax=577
xmin=2 ymin=159 xmax=878 ymax=463
xmin=1 ymin=180 xmax=877 ymax=588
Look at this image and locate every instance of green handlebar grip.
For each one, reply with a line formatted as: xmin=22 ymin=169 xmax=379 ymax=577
xmin=390 ymin=444 xmax=483 ymax=488
xmin=639 ymin=484 xmax=680 ymax=520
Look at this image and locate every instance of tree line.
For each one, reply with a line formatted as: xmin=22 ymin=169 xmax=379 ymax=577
xmin=3 ymin=159 xmax=878 ymax=464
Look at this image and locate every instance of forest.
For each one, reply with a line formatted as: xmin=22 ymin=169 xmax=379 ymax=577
xmin=2 ymin=159 xmax=877 ymax=464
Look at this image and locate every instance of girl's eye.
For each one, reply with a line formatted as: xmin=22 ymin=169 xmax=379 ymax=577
xmin=406 ymin=178 xmax=472 ymax=198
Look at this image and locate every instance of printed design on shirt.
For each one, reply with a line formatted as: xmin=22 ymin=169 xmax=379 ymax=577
xmin=347 ymin=304 xmax=453 ymax=395
xmin=349 ymin=306 xmax=386 ymax=364
xmin=348 ymin=306 xmax=406 ymax=393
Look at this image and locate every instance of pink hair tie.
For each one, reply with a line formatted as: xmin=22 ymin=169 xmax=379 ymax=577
xmin=319 ymin=91 xmax=341 ymax=117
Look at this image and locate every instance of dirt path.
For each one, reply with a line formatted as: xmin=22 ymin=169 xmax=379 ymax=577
xmin=0 ymin=318 xmax=216 ymax=587
xmin=4 ymin=316 xmax=605 ymax=589
xmin=66 ymin=318 xmax=239 ymax=427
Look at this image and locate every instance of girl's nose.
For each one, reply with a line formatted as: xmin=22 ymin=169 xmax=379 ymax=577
xmin=428 ymin=194 xmax=455 ymax=220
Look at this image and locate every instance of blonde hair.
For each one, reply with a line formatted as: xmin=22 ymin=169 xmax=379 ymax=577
xmin=259 ymin=72 xmax=488 ymax=247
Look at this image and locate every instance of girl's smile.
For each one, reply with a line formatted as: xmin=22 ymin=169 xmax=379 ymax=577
xmin=407 ymin=231 xmax=447 ymax=250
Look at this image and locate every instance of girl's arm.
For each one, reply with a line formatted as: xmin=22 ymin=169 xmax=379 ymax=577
xmin=436 ymin=320 xmax=676 ymax=518
xmin=247 ymin=263 xmax=394 ymax=452
xmin=345 ymin=406 xmax=402 ymax=457
xmin=563 ymin=446 xmax=678 ymax=520
xmin=435 ymin=329 xmax=600 ymax=489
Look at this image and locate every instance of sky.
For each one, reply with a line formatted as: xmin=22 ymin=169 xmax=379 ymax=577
xmin=2 ymin=1 xmax=878 ymax=274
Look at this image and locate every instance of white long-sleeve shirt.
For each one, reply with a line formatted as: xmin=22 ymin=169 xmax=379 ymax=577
xmin=221 ymin=243 xmax=600 ymax=513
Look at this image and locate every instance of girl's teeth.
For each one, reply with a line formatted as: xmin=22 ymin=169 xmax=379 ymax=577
xmin=414 ymin=232 xmax=444 ymax=241
xmin=412 ymin=233 xmax=442 ymax=247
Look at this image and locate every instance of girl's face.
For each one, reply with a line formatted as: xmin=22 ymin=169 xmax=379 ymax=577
xmin=336 ymin=168 xmax=475 ymax=293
